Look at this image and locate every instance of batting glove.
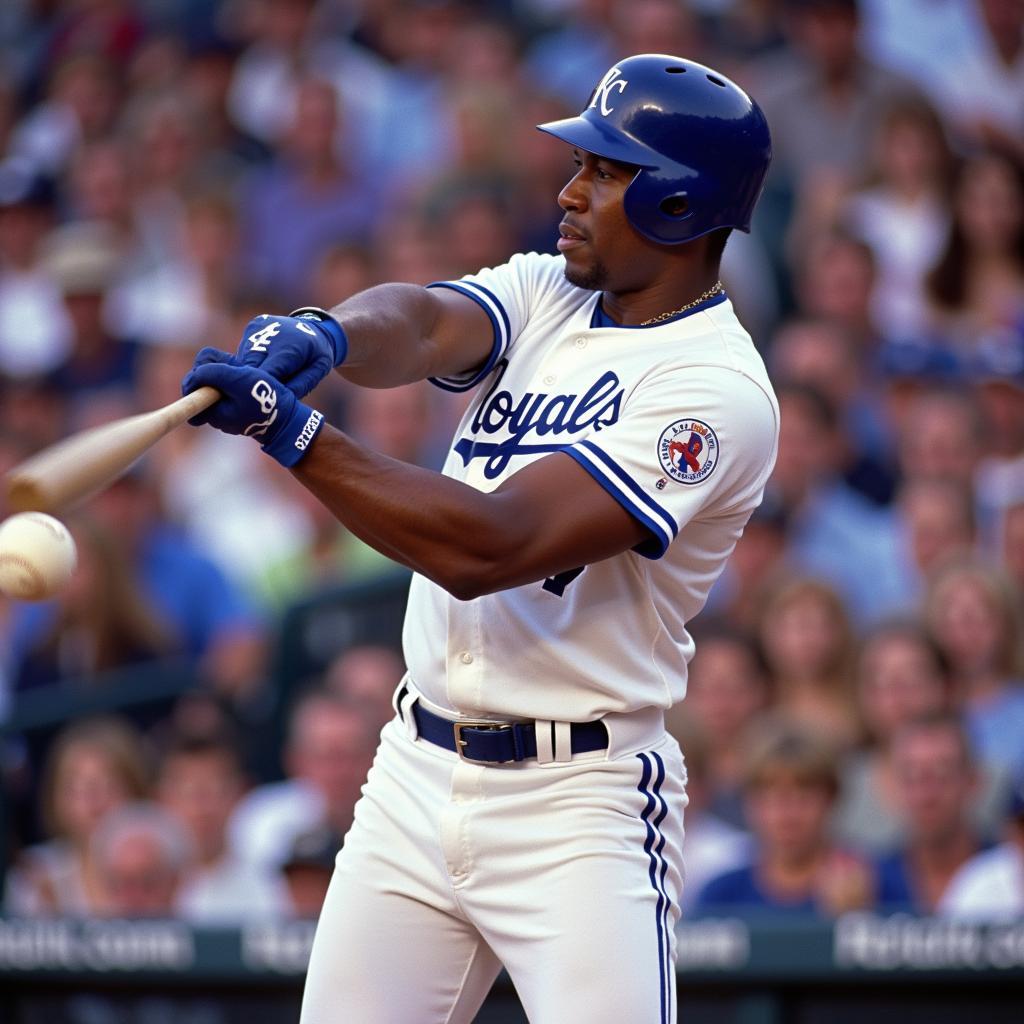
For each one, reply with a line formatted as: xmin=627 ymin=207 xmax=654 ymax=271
xmin=182 ymin=348 xmax=325 ymax=467
xmin=235 ymin=308 xmax=348 ymax=398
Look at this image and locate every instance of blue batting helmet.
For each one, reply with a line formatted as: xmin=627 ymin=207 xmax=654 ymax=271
xmin=537 ymin=54 xmax=772 ymax=245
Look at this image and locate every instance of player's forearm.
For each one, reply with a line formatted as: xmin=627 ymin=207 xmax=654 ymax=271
xmin=326 ymin=284 xmax=442 ymax=388
xmin=292 ymin=425 xmax=535 ymax=599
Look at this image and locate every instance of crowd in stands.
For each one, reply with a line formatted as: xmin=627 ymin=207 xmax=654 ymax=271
xmin=0 ymin=0 xmax=1022 ymax=925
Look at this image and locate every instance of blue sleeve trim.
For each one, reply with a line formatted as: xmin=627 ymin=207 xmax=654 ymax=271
xmin=426 ymin=281 xmax=508 ymax=393
xmin=578 ymin=440 xmax=679 ymax=539
xmin=565 ymin=448 xmax=671 ymax=560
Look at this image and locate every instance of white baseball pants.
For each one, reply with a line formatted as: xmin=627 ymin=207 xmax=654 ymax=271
xmin=299 ymin=706 xmax=687 ymax=1024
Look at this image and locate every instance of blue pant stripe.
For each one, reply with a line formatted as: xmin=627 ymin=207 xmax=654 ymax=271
xmin=651 ymin=751 xmax=675 ymax=1015
xmin=637 ymin=752 xmax=668 ymax=1024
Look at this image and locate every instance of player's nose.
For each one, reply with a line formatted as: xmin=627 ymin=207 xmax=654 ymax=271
xmin=557 ymin=169 xmax=589 ymax=213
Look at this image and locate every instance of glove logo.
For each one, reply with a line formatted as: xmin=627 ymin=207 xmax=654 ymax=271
xmin=247 ymin=321 xmax=281 ymax=353
xmin=589 ymin=66 xmax=628 ymax=117
xmin=658 ymin=418 xmax=719 ymax=485
xmin=244 ymin=380 xmax=279 ymax=438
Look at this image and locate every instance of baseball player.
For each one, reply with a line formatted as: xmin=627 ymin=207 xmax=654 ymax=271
xmin=183 ymin=54 xmax=776 ymax=1024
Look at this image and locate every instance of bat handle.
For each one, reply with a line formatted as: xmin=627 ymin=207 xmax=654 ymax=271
xmin=163 ymin=386 xmax=220 ymax=429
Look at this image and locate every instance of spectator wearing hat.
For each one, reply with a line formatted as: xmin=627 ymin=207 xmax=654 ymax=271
xmin=942 ymin=777 xmax=1024 ymax=921
xmin=281 ymin=824 xmax=343 ymax=919
xmin=41 ymin=220 xmax=139 ymax=407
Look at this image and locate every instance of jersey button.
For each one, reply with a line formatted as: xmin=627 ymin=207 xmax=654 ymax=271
xmin=459 ymin=652 xmax=474 ymax=665
xmin=543 ymin=374 xmax=556 ymax=386
xmin=575 ymin=337 xmax=587 ymax=349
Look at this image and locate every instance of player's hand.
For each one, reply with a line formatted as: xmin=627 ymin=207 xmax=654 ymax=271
xmin=182 ymin=348 xmax=325 ymax=467
xmin=235 ymin=308 xmax=348 ymax=399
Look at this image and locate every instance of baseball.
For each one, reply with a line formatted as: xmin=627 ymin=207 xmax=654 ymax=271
xmin=0 ymin=512 xmax=78 ymax=601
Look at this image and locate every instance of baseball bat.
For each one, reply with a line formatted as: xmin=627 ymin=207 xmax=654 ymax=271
xmin=4 ymin=386 xmax=220 ymax=514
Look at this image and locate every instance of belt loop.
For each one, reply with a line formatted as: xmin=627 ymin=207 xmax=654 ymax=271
xmin=398 ymin=686 xmax=419 ymax=741
xmin=535 ymin=720 xmax=555 ymax=765
xmin=553 ymin=721 xmax=573 ymax=763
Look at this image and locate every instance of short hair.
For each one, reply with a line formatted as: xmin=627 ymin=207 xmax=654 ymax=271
xmin=91 ymin=802 xmax=194 ymax=874
xmin=742 ymin=718 xmax=840 ymax=798
xmin=158 ymin=729 xmax=245 ymax=778
xmin=41 ymin=717 xmax=151 ymax=839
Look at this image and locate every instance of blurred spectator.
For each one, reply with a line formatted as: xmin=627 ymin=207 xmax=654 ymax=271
xmin=756 ymin=576 xmax=861 ymax=750
xmin=157 ymin=730 xmax=285 ymax=923
xmin=92 ymin=802 xmax=191 ymax=918
xmin=835 ymin=621 xmax=1010 ymax=853
xmin=324 ymin=644 xmax=406 ymax=735
xmin=864 ymin=0 xmax=1024 ymax=153
xmin=875 ymin=714 xmax=988 ymax=913
xmin=972 ymin=327 xmax=1024 ymax=539
xmin=943 ymin=778 xmax=1024 ymax=922
xmin=842 ymin=96 xmax=954 ymax=339
xmin=116 ymin=191 xmax=241 ymax=348
xmin=280 ymin=824 xmax=339 ymax=919
xmin=769 ymin=383 xmax=908 ymax=622
xmin=895 ymin=385 xmax=980 ymax=490
xmin=239 ymin=77 xmax=379 ymax=304
xmin=694 ymin=719 xmax=872 ymax=916
xmin=1001 ymin=499 xmax=1024 ymax=593
xmin=5 ymin=717 xmax=150 ymax=916
xmin=8 ymin=53 xmax=120 ymax=178
xmin=793 ymin=232 xmax=881 ymax=353
xmin=924 ymin=148 xmax=1024 ymax=349
xmin=684 ymin=621 xmax=770 ymax=827
xmin=704 ymin=493 xmax=790 ymax=631
xmin=524 ymin=0 xmax=617 ymax=107
xmin=753 ymin=0 xmax=921 ymax=232
xmin=894 ymin=477 xmax=977 ymax=601
xmin=925 ymin=558 xmax=1024 ymax=777
xmin=8 ymin=517 xmax=174 ymax=691
xmin=835 ymin=620 xmax=949 ymax=853
xmin=228 ymin=691 xmax=376 ymax=871
xmin=770 ymin=317 xmax=894 ymax=504
xmin=40 ymin=220 xmax=138 ymax=410
xmin=666 ymin=707 xmax=753 ymax=914
xmin=0 ymin=160 xmax=70 ymax=378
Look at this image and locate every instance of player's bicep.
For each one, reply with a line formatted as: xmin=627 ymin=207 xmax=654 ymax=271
xmin=421 ymin=285 xmax=503 ymax=387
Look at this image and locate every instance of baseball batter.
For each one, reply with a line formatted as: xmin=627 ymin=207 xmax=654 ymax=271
xmin=183 ymin=54 xmax=776 ymax=1024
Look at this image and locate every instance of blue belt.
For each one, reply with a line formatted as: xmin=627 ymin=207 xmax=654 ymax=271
xmin=400 ymin=686 xmax=608 ymax=765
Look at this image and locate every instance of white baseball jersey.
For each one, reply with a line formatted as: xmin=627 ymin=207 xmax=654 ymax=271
xmin=402 ymin=251 xmax=779 ymax=722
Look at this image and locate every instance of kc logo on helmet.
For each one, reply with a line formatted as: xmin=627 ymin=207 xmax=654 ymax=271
xmin=658 ymin=418 xmax=719 ymax=485
xmin=589 ymin=67 xmax=628 ymax=117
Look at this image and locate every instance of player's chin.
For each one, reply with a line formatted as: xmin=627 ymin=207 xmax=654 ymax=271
xmin=562 ymin=256 xmax=606 ymax=292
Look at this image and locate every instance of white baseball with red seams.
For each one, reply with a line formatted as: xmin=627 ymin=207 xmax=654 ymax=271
xmin=0 ymin=512 xmax=77 ymax=601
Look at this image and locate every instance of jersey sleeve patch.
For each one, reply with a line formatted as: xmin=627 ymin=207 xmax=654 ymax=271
xmin=426 ymin=280 xmax=510 ymax=392
xmin=657 ymin=419 xmax=719 ymax=486
xmin=566 ymin=441 xmax=678 ymax=560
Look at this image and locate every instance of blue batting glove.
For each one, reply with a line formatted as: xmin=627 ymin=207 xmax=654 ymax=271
xmin=235 ymin=307 xmax=348 ymax=399
xmin=182 ymin=349 xmax=325 ymax=467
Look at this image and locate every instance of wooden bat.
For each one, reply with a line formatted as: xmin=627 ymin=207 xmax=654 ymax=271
xmin=4 ymin=386 xmax=220 ymax=514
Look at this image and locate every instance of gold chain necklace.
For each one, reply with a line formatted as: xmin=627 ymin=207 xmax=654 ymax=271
xmin=639 ymin=281 xmax=724 ymax=326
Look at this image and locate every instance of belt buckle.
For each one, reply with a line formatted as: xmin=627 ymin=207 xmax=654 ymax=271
xmin=453 ymin=719 xmax=513 ymax=765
